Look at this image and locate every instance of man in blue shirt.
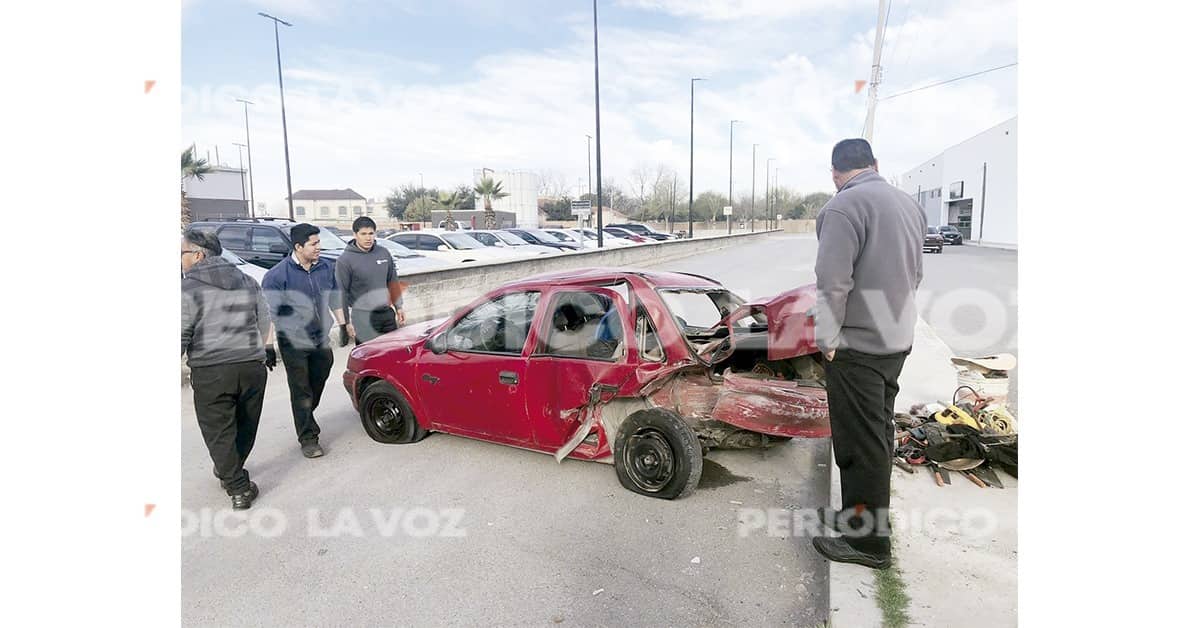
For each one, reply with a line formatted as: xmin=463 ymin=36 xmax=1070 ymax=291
xmin=261 ymin=223 xmax=348 ymax=458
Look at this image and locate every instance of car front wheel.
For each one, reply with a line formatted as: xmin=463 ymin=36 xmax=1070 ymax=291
xmin=614 ymin=409 xmax=703 ymax=500
xmin=359 ymin=380 xmax=429 ymax=444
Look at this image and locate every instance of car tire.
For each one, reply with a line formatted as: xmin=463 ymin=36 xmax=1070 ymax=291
xmin=613 ymin=408 xmax=703 ymax=500
xmin=359 ymin=380 xmax=429 ymax=444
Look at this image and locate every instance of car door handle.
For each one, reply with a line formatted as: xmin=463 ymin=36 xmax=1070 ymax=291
xmin=498 ymin=371 xmax=519 ymax=385
xmin=422 ymin=373 xmax=440 ymax=384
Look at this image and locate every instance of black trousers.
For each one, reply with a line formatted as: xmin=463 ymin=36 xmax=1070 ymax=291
xmin=191 ymin=360 xmax=267 ymax=495
xmin=278 ymin=338 xmax=335 ymax=445
xmin=351 ymin=306 xmax=398 ymax=345
xmin=826 ymin=347 xmax=908 ymax=555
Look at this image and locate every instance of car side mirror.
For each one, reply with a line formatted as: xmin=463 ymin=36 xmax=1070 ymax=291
xmin=269 ymin=243 xmax=289 ymax=254
xmin=437 ymin=245 xmax=449 ymax=251
xmin=427 ymin=332 xmax=448 ymax=354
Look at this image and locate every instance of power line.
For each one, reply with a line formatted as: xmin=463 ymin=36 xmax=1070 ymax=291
xmin=880 ymin=62 xmax=1017 ymax=100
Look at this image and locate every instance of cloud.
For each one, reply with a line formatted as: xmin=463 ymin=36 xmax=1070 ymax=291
xmin=615 ymin=0 xmax=869 ymax=21
xmin=183 ymin=0 xmax=1016 ymax=211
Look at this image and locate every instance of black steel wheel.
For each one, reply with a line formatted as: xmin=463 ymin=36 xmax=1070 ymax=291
xmin=614 ymin=408 xmax=703 ymax=500
xmin=359 ymin=380 xmax=428 ymax=444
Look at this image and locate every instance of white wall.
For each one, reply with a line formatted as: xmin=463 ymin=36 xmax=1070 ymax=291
xmin=475 ymin=169 xmax=540 ymax=228
xmin=900 ymin=117 xmax=1017 ymax=247
xmin=184 ymin=167 xmax=245 ymax=201
xmin=900 ymin=158 xmax=944 ymax=226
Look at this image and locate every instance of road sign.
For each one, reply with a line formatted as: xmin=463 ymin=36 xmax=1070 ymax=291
xmin=776 ymin=213 xmax=782 ymax=220
xmin=723 ymin=206 xmax=733 ymax=216
xmin=571 ymin=200 xmax=591 ymax=217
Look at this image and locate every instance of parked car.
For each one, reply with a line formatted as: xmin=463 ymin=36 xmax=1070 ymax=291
xmin=937 ymin=225 xmax=963 ymax=245
xmin=370 ymin=238 xmax=455 ymax=274
xmin=542 ymin=228 xmax=599 ymax=249
xmin=603 ymin=226 xmax=651 ymax=243
xmin=220 ymin=248 xmax=267 ymax=285
xmin=505 ymin=228 xmax=582 ymax=251
xmin=569 ymin=227 xmax=637 ymax=247
xmin=185 ymin=217 xmax=345 ymax=269
xmin=464 ymin=230 xmax=561 ymax=256
xmin=607 ymin=223 xmax=674 ymax=241
xmin=924 ymin=226 xmax=945 ymax=253
xmin=343 ymin=268 xmax=831 ymax=500
xmin=387 ymin=230 xmax=524 ymax=264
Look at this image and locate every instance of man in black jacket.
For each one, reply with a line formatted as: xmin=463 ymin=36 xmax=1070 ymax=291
xmin=181 ymin=230 xmax=275 ymax=509
xmin=336 ymin=216 xmax=406 ymax=345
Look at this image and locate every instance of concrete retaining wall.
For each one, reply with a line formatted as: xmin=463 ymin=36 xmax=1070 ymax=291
xmin=398 ymin=230 xmax=780 ymax=322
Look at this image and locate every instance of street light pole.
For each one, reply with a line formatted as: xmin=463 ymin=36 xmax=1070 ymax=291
xmin=591 ymin=0 xmax=604 ymax=248
xmin=233 ymin=142 xmax=248 ymax=214
xmin=773 ymin=167 xmax=779 ymax=228
xmin=236 ymin=98 xmax=256 ymax=218
xmin=728 ymin=119 xmax=739 ymax=235
xmin=688 ymin=77 xmax=705 ymax=239
xmin=765 ymin=158 xmax=775 ymax=228
xmin=258 ymin=12 xmax=296 ymax=221
xmin=751 ymin=143 xmax=758 ymax=232
xmin=585 ymin=134 xmax=592 ymax=204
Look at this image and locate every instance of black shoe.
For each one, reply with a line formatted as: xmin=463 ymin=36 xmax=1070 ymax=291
xmin=817 ymin=507 xmax=862 ymax=534
xmin=231 ymin=482 xmax=259 ymax=510
xmin=812 ymin=536 xmax=891 ymax=570
xmin=301 ymin=442 xmax=325 ymax=458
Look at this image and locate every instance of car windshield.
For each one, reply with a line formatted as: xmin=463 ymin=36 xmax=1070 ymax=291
xmin=941 ymin=226 xmax=958 ymax=232
xmin=621 ymin=225 xmax=649 ymax=234
xmin=573 ymin=229 xmax=598 ymax=240
xmin=442 ymin=233 xmax=486 ymax=249
xmin=492 ymin=231 xmax=529 ymax=245
xmin=374 ymin=238 xmax=421 ymax=257
xmin=542 ymin=230 xmax=572 ymax=242
xmin=658 ymin=288 xmax=763 ymax=333
xmin=285 ymin=224 xmax=348 ymax=251
xmin=927 ymin=227 xmax=938 ymax=234
xmin=523 ymin=228 xmax=561 ymax=244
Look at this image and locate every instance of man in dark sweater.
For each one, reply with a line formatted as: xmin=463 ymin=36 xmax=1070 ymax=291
xmin=336 ymin=216 xmax=406 ymax=345
xmin=811 ymin=139 xmax=925 ymax=570
xmin=261 ymin=223 xmax=347 ymax=459
xmin=181 ymin=230 xmax=274 ymax=509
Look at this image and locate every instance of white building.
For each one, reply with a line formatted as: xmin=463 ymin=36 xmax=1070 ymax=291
xmin=183 ymin=166 xmax=250 ymax=220
xmin=473 ymin=169 xmax=540 ymax=228
xmin=900 ymin=117 xmax=1016 ymax=248
xmin=288 ymin=189 xmax=379 ymax=224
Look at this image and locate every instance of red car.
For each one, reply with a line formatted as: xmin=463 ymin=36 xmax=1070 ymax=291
xmin=343 ymin=268 xmax=831 ymax=500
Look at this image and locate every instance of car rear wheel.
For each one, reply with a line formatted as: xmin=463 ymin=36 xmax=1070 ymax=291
xmin=614 ymin=409 xmax=703 ymax=500
xmin=359 ymin=380 xmax=428 ymax=444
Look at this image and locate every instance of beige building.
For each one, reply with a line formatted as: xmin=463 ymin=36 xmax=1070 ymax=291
xmin=288 ymin=189 xmax=383 ymax=224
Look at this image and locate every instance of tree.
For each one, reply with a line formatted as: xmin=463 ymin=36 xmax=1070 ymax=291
xmin=473 ymin=177 xmax=509 ymax=229
xmin=540 ymin=196 xmax=574 ymax=221
xmin=454 ymin=184 xmax=476 ymax=210
xmin=180 ymin=145 xmax=213 ymax=228
xmin=436 ymin=190 xmax=463 ymax=230
xmin=692 ymin=191 xmax=725 ymax=222
xmin=797 ymin=192 xmax=832 ymax=219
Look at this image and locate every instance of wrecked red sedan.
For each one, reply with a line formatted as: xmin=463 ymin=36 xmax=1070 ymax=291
xmin=343 ymin=268 xmax=830 ymax=500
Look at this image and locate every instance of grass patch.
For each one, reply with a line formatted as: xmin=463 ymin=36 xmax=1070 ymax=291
xmin=874 ymin=557 xmax=912 ymax=628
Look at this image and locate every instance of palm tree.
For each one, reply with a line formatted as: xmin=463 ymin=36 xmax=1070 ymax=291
xmin=435 ymin=190 xmax=462 ymax=230
xmin=473 ymin=177 xmax=509 ymax=229
xmin=180 ymin=146 xmax=213 ymax=228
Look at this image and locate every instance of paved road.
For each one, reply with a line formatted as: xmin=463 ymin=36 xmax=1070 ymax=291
xmin=912 ymin=244 xmax=1018 ymax=413
xmin=182 ymin=235 xmax=834 ymax=627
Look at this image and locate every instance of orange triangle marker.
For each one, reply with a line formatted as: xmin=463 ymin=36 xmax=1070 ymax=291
xmin=144 ymin=80 xmax=156 ymax=94
xmin=144 ymin=503 xmax=156 ymax=517
xmin=854 ymin=80 xmax=866 ymax=94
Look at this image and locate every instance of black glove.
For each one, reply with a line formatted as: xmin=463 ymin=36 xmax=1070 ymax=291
xmin=264 ymin=345 xmax=277 ymax=370
xmin=338 ymin=324 xmax=350 ymax=348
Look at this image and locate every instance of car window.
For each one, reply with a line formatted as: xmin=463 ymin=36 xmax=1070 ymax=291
xmin=539 ymin=291 xmax=625 ymax=361
xmin=544 ymin=230 xmax=571 ymax=242
xmin=658 ymin=288 xmax=759 ymax=331
xmin=250 ymin=227 xmax=279 ymax=253
xmin=442 ymin=233 xmax=486 ymax=250
xmin=375 ymin=239 xmax=419 ymax=257
xmin=447 ymin=291 xmax=541 ymax=354
xmin=493 ymin=231 xmax=528 ymax=246
xmin=472 ymin=232 xmax=498 ymax=246
xmin=217 ymin=225 xmax=250 ymax=250
xmin=636 ymin=306 xmax=665 ymax=362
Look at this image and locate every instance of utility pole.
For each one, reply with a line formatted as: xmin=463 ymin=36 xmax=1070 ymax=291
xmin=750 ymin=143 xmax=758 ymax=232
xmin=979 ymin=162 xmax=988 ymax=242
xmin=863 ymin=0 xmax=887 ymax=143
xmin=259 ymin=12 xmax=296 ymax=220
xmin=234 ymin=142 xmax=248 ymax=214
xmin=586 ymin=134 xmax=592 ymax=203
xmin=688 ymin=77 xmax=705 ymax=239
xmin=765 ymin=158 xmax=775 ymax=229
xmin=236 ymin=98 xmax=256 ymax=218
xmin=591 ymin=0 xmax=604 ymax=247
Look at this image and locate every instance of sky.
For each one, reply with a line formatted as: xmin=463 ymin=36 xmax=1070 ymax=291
xmin=182 ymin=0 xmax=1017 ymax=213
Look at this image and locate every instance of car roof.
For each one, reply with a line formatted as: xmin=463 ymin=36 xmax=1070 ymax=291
xmin=504 ymin=267 xmax=722 ymax=291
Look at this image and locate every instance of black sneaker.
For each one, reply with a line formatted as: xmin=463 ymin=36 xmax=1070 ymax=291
xmin=812 ymin=536 xmax=891 ymax=570
xmin=301 ymin=442 xmax=325 ymax=458
xmin=231 ymin=482 xmax=259 ymax=510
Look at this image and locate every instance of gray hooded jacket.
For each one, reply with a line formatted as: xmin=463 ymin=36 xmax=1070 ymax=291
xmin=181 ymin=255 xmax=271 ymax=368
xmin=335 ymin=240 xmax=402 ymax=320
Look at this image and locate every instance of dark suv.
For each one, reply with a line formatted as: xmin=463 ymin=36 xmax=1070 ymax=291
xmin=607 ymin=223 xmax=673 ymax=241
xmin=185 ymin=218 xmax=346 ymax=269
xmin=924 ymin=226 xmax=944 ymax=254
xmin=937 ymin=225 xmax=963 ymax=245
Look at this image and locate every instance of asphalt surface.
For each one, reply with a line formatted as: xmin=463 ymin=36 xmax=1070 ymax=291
xmin=182 ymin=235 xmax=836 ymax=627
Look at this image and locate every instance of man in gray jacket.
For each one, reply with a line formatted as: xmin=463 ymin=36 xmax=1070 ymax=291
xmin=811 ymin=139 xmax=925 ymax=569
xmin=182 ymin=230 xmax=274 ymax=509
xmin=336 ymin=216 xmax=406 ymax=345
